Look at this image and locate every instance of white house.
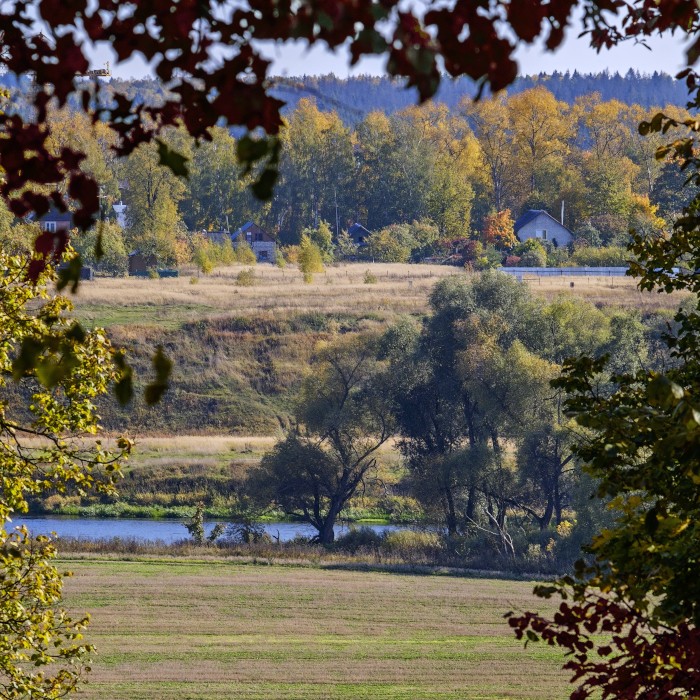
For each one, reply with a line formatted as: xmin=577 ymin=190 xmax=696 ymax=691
xmin=514 ymin=210 xmax=573 ymax=247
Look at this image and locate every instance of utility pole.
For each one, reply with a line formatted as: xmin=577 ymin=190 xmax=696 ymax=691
xmin=334 ymin=188 xmax=339 ymax=239
xmin=561 ymin=200 xmax=565 ymax=226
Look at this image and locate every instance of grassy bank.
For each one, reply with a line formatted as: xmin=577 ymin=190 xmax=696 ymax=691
xmin=32 ymin=435 xmax=413 ymax=522
xmin=63 ymin=558 xmax=569 ymax=700
xmin=61 ymin=264 xmax=682 ymax=436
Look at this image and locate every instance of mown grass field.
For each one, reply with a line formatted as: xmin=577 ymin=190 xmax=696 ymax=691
xmin=63 ymin=559 xmax=570 ymax=700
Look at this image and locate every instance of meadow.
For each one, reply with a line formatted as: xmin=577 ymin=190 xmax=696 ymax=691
xmin=71 ymin=263 xmax=683 ymax=330
xmin=59 ymin=262 xmax=685 ymax=437
xmin=62 ymin=558 xmax=570 ymax=700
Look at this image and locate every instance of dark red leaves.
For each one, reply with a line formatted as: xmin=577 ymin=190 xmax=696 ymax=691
xmin=507 ymin=0 xmax=546 ymax=42
xmin=69 ymin=173 xmax=99 ymax=231
xmin=509 ymin=588 xmax=700 ymax=699
xmin=27 ymin=229 xmax=70 ymax=282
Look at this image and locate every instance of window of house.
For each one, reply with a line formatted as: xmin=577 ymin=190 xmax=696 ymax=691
xmin=43 ymin=221 xmax=56 ymax=233
xmin=255 ymin=233 xmax=263 ymax=241
xmin=535 ymin=229 xmax=547 ymax=240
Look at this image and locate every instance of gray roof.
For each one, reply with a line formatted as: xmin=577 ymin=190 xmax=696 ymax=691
xmin=348 ymin=223 xmax=371 ymax=237
xmin=514 ymin=209 xmax=572 ymax=235
xmin=40 ymin=208 xmax=73 ymax=223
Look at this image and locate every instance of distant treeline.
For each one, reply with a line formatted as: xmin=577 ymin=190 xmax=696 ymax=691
xmin=0 ymin=70 xmax=689 ymax=124
xmin=271 ymin=71 xmax=691 ymax=123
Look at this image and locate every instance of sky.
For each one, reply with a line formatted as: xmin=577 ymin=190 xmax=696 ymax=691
xmin=94 ymin=17 xmax=691 ymax=81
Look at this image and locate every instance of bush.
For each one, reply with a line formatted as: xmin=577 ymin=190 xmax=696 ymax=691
xmin=281 ymin=245 xmax=300 ymax=264
xmin=518 ymin=244 xmax=547 ymax=267
xmin=363 ymin=269 xmax=377 ymax=284
xmin=366 ymin=224 xmax=413 ymax=262
xmin=381 ymin=529 xmax=443 ymax=562
xmin=218 ymin=237 xmax=237 ymax=265
xmin=192 ymin=238 xmax=214 ymax=274
xmin=42 ymin=494 xmax=81 ymax=512
xmin=570 ymin=246 xmax=630 ymax=267
xmin=298 ymin=234 xmax=324 ymax=283
xmin=236 ymin=268 xmax=256 ymax=286
xmin=334 ymin=527 xmax=383 ymax=554
xmin=475 ymin=245 xmax=503 ymax=270
xmin=73 ymin=221 xmax=128 ymax=276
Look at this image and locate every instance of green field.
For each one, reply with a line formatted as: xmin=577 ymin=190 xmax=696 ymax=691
xmin=63 ymin=559 xmax=570 ymax=700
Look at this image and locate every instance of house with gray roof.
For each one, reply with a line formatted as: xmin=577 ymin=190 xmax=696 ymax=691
xmin=514 ymin=210 xmax=573 ymax=247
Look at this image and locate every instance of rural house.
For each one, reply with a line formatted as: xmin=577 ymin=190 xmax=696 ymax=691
xmin=233 ymin=221 xmax=276 ymax=262
xmin=514 ymin=210 xmax=573 ymax=247
xmin=38 ymin=208 xmax=73 ymax=233
xmin=347 ymin=223 xmax=371 ymax=248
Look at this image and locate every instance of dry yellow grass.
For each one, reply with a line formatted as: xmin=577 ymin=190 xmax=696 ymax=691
xmin=62 ymin=559 xmax=569 ymax=700
xmin=73 ymin=263 xmax=458 ymax=325
xmin=71 ymin=265 xmax=685 ymax=330
xmin=520 ymin=274 xmax=687 ymax=312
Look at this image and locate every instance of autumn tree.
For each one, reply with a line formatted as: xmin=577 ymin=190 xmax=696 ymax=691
xmin=509 ymin=87 xmax=574 ymax=204
xmin=483 ymin=209 xmax=516 ymax=249
xmin=122 ymin=132 xmax=190 ymax=265
xmin=181 ymin=127 xmax=271 ymax=233
xmin=0 ymin=253 xmax=129 ymax=698
xmin=462 ymin=95 xmax=520 ymax=214
xmin=274 ymin=100 xmax=354 ymax=244
xmin=354 ymin=111 xmax=396 ymax=230
xmin=387 ymin=273 xmax=552 ymax=538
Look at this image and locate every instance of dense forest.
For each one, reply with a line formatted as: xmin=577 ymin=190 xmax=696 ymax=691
xmin=271 ymin=70 xmax=692 ymax=120
xmin=2 ymin=70 xmax=687 ymax=118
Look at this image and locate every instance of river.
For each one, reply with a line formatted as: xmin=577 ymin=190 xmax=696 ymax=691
xmin=15 ymin=516 xmax=403 ymax=544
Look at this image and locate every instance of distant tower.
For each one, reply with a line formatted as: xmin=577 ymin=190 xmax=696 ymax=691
xmin=113 ymin=200 xmax=127 ymax=228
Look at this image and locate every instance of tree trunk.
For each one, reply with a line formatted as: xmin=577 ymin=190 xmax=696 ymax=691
xmin=444 ymin=485 xmax=458 ymax=537
xmin=540 ymin=497 xmax=554 ymax=531
xmin=318 ymin=518 xmax=336 ymax=545
xmin=466 ymin=485 xmax=477 ymax=521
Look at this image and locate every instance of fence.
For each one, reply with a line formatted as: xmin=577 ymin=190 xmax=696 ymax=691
xmin=498 ymin=266 xmax=629 ymax=280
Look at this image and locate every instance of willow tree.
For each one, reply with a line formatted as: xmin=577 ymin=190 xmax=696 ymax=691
xmin=249 ymin=334 xmax=393 ymax=544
